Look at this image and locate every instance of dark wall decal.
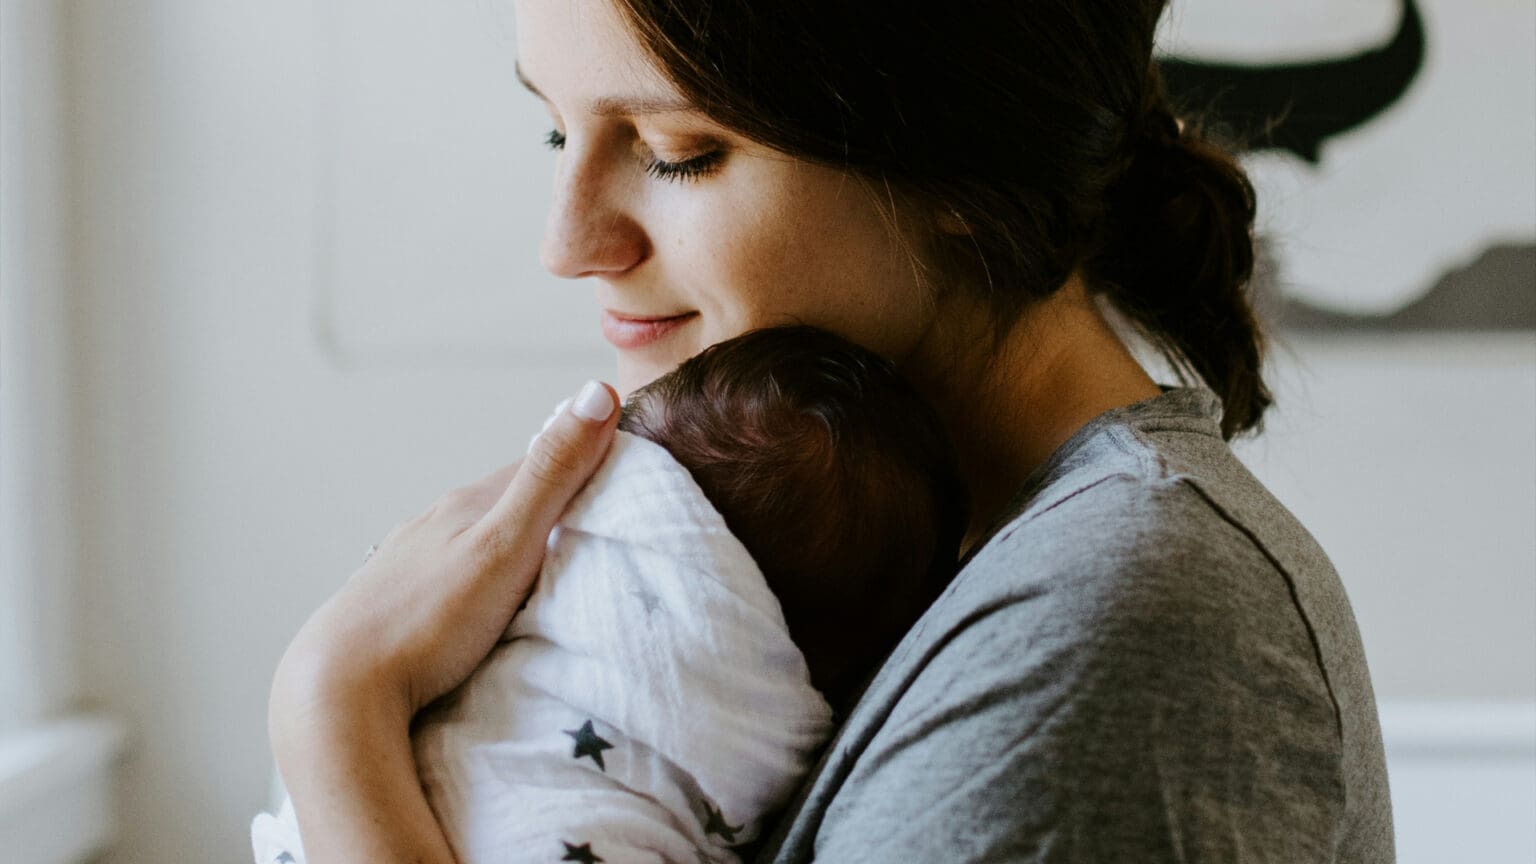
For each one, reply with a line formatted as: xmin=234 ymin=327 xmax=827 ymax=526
xmin=1159 ymin=0 xmax=1534 ymax=333
xmin=1257 ymin=242 xmax=1536 ymax=331
xmin=1161 ymin=0 xmax=1426 ymax=164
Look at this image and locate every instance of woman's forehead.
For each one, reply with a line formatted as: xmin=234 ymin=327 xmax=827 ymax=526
xmin=512 ymin=0 xmax=689 ymax=114
xmin=515 ymin=61 xmax=697 ymax=119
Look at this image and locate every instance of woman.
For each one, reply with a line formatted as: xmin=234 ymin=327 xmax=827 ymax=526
xmin=269 ymin=0 xmax=1394 ymax=861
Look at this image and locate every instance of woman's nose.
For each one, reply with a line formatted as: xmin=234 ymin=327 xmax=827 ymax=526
xmin=540 ymin=154 xmax=649 ymax=280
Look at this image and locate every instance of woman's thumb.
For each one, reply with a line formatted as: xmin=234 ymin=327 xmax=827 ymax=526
xmin=479 ymin=380 xmax=618 ymax=553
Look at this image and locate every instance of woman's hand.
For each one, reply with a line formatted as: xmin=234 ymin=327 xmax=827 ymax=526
xmin=268 ymin=380 xmax=619 ymax=864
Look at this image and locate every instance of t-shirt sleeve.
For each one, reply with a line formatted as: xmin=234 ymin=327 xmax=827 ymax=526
xmin=805 ymin=486 xmax=1348 ymax=863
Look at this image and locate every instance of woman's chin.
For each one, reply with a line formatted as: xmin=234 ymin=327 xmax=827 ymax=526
xmin=615 ymin=355 xmax=680 ymax=398
xmin=610 ymin=321 xmax=706 ymax=397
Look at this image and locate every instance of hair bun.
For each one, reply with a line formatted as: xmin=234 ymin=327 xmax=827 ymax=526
xmin=1117 ymin=104 xmax=1197 ymax=209
xmin=1091 ymin=97 xmax=1272 ymax=438
xmin=1132 ymin=105 xmax=1184 ymax=161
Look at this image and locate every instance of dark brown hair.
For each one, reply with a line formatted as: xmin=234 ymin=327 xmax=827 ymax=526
xmin=611 ymin=0 xmax=1271 ymax=438
xmin=618 ymin=326 xmax=967 ymax=712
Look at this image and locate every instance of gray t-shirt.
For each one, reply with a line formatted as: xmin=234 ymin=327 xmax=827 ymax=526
xmin=752 ymin=386 xmax=1394 ymax=863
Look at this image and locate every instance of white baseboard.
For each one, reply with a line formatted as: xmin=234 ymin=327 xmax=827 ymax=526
xmin=0 ymin=716 xmax=128 ymax=864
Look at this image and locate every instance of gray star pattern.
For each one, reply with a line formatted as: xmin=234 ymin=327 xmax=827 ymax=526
xmin=630 ymin=586 xmax=663 ymax=616
xmin=702 ymin=800 xmax=743 ymax=843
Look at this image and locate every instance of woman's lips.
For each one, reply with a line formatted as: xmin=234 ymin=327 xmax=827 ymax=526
xmin=600 ymin=310 xmax=699 ymax=351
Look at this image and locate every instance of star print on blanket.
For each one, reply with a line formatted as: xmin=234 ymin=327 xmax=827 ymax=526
xmin=561 ymin=840 xmax=604 ymax=863
xmin=564 ymin=719 xmax=615 ymax=771
xmin=703 ymin=801 xmax=744 ymax=843
xmin=412 ymin=432 xmax=834 ymax=862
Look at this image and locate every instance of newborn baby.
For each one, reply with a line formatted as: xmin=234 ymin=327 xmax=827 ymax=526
xmin=253 ymin=326 xmax=967 ymax=864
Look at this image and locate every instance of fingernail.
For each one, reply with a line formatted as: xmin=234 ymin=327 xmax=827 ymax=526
xmin=571 ymin=380 xmax=614 ymax=422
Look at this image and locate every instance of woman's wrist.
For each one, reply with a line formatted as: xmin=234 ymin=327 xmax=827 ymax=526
xmin=268 ymin=644 xmax=455 ymax=864
xmin=268 ymin=609 xmax=415 ymax=757
xmin=270 ymin=657 xmax=382 ymax=762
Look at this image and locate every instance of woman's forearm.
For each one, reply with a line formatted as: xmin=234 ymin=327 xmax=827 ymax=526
xmin=270 ymin=663 xmax=457 ymax=864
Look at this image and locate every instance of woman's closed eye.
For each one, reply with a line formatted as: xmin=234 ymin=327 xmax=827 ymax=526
xmin=542 ymin=128 xmax=725 ymax=183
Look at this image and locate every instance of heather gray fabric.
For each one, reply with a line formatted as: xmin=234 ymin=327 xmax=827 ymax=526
xmin=752 ymin=386 xmax=1394 ymax=864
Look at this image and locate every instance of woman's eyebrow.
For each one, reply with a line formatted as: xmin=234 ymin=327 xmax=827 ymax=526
xmin=514 ymin=62 xmax=699 ymax=117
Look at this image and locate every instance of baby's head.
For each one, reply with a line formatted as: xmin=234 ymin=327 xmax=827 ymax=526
xmin=618 ymin=326 xmax=968 ymax=714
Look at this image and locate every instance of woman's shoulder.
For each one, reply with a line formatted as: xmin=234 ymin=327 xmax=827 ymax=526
xmin=944 ymin=424 xmax=1329 ymax=685
xmin=887 ymin=386 xmax=1393 ymax=860
xmin=951 ymin=385 xmax=1363 ymax=708
xmin=964 ymin=386 xmax=1339 ymax=616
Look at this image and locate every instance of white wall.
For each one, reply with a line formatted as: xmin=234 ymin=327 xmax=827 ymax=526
xmin=0 ymin=0 xmax=79 ymax=736
xmin=63 ymin=3 xmax=604 ymax=860
xmin=33 ymin=1 xmax=1536 ymax=862
xmin=1234 ymin=333 xmax=1536 ymax=701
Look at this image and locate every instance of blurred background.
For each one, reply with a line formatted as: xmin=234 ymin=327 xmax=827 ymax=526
xmin=2 ymin=0 xmax=1531 ymax=861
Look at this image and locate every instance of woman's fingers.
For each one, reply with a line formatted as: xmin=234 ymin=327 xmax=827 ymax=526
xmin=471 ymin=380 xmax=619 ymax=566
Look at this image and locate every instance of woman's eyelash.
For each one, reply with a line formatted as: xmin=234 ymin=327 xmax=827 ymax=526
xmin=541 ymin=129 xmax=724 ymax=183
xmin=644 ymin=150 xmax=724 ymax=182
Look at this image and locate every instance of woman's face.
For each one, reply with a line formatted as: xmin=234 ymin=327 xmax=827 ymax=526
xmin=514 ymin=0 xmax=940 ymax=395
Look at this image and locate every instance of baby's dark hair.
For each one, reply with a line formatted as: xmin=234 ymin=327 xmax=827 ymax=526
xmin=617 ymin=326 xmax=968 ymax=713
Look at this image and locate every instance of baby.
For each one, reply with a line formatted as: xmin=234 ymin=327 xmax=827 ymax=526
xmin=253 ymin=326 xmax=967 ymax=864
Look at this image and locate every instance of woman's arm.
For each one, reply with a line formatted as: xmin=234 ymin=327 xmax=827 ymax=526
xmin=269 ymin=676 xmax=451 ymax=863
xmin=268 ymin=382 xmax=619 ymax=863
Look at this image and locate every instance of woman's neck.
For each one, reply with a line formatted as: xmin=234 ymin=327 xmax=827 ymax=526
xmin=908 ymin=274 xmax=1163 ymax=556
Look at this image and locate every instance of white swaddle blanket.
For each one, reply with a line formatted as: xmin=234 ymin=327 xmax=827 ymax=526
xmin=253 ymin=430 xmax=835 ymax=864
